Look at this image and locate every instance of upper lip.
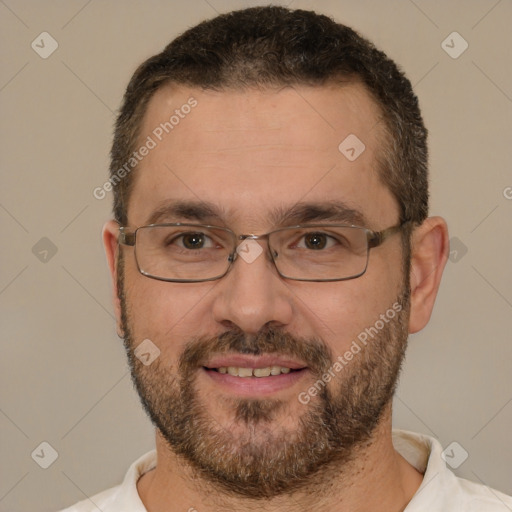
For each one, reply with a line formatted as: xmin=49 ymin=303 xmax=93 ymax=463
xmin=203 ymin=354 xmax=308 ymax=370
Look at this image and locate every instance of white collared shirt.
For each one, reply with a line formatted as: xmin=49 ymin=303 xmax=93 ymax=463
xmin=59 ymin=430 xmax=512 ymax=511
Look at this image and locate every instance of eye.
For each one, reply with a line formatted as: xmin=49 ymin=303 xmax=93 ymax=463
xmin=174 ymin=232 xmax=215 ymax=250
xmin=298 ymin=232 xmax=336 ymax=250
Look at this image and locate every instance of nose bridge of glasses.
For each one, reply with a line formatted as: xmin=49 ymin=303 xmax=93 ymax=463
xmin=238 ymin=233 xmax=269 ymax=241
xmin=228 ymin=233 xmax=281 ymax=274
xmin=233 ymin=232 xmax=275 ymax=263
xmin=236 ymin=233 xmax=273 ymax=254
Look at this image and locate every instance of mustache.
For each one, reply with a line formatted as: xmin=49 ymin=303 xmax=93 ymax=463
xmin=179 ymin=326 xmax=333 ymax=375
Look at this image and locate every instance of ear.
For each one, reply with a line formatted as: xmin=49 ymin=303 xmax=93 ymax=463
xmin=408 ymin=216 xmax=449 ymax=334
xmin=102 ymin=220 xmax=123 ymax=337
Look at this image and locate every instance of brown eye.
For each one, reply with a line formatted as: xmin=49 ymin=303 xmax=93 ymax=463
xmin=304 ymin=233 xmax=328 ymax=250
xmin=181 ymin=233 xmax=206 ymax=249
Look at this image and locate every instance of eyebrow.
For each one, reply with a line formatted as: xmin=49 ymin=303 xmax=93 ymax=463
xmin=145 ymin=199 xmax=369 ymax=228
xmin=146 ymin=200 xmax=221 ymax=225
xmin=272 ymin=201 xmax=368 ymax=227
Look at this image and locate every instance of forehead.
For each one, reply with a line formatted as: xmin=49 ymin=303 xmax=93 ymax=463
xmin=129 ymin=82 xmax=397 ymax=229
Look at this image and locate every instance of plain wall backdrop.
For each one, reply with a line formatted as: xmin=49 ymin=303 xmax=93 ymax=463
xmin=1 ymin=1 xmax=511 ymax=510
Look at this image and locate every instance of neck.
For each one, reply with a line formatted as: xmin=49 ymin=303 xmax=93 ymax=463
xmin=137 ymin=407 xmax=423 ymax=512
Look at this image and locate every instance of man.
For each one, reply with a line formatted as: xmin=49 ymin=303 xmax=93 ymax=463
xmin=62 ymin=6 xmax=512 ymax=511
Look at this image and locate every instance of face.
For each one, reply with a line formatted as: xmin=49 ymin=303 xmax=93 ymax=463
xmin=114 ymin=83 xmax=411 ymax=497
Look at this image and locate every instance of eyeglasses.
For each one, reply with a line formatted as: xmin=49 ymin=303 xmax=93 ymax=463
xmin=118 ymin=221 xmax=410 ymax=283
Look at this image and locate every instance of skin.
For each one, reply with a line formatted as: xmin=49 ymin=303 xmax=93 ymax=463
xmin=103 ymin=82 xmax=449 ymax=511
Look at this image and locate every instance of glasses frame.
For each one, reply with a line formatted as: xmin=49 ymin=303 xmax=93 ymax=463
xmin=118 ymin=220 xmax=411 ymax=283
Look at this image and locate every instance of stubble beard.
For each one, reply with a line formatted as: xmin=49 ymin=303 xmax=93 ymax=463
xmin=118 ymin=257 xmax=410 ymax=499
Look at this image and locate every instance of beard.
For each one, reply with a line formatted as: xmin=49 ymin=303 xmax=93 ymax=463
xmin=118 ymin=256 xmax=410 ymax=499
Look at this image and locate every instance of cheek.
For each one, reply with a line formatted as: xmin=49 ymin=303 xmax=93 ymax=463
xmin=290 ymin=271 xmax=402 ymax=353
xmin=123 ymin=268 xmax=216 ymax=358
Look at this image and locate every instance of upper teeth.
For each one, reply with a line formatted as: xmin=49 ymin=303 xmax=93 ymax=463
xmin=217 ymin=366 xmax=292 ymax=377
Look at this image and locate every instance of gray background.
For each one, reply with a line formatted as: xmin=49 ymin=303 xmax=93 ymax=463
xmin=1 ymin=0 xmax=511 ymax=510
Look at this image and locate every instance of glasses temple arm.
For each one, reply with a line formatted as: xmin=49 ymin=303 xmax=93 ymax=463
xmin=368 ymin=220 xmax=412 ymax=248
xmin=118 ymin=229 xmax=136 ymax=246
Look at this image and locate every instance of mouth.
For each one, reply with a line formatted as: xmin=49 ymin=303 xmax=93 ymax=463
xmin=209 ymin=365 xmax=300 ymax=377
xmin=201 ymin=355 xmax=309 ymax=396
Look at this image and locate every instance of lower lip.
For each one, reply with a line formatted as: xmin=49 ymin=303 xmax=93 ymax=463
xmin=202 ymin=367 xmax=309 ymax=396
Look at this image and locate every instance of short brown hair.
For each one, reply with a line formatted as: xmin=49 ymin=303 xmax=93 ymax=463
xmin=110 ymin=6 xmax=428 ymax=231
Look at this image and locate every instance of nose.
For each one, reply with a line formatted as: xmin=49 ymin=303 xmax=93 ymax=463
xmin=211 ymin=240 xmax=294 ymax=334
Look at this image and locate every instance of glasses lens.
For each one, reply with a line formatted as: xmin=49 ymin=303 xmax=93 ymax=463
xmin=270 ymin=226 xmax=369 ymax=280
xmin=135 ymin=225 xmax=233 ymax=281
xmin=132 ymin=224 xmax=370 ymax=282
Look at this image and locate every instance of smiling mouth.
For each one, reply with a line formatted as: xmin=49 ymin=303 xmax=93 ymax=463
xmin=206 ymin=366 xmax=305 ymax=378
